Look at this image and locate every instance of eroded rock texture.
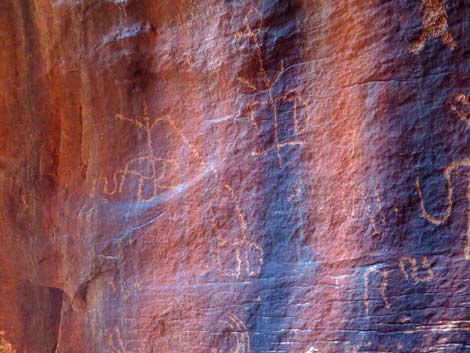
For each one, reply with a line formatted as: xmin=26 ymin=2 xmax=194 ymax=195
xmin=1 ymin=0 xmax=470 ymax=352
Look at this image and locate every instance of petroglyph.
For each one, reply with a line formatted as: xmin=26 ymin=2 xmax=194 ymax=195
xmin=366 ymin=186 xmax=387 ymax=236
xmin=410 ymin=0 xmax=455 ymax=54
xmin=416 ymin=158 xmax=470 ymax=259
xmin=210 ymin=184 xmax=263 ymax=279
xmin=451 ymin=93 xmax=470 ymax=125
xmin=399 ymin=256 xmax=434 ymax=284
xmin=93 ymin=102 xmax=205 ymax=202
xmin=341 ymin=185 xmax=387 ymax=236
xmin=235 ymin=8 xmax=309 ymax=167
xmin=0 ymin=331 xmax=16 ymax=353
xmin=212 ymin=314 xmax=250 ymax=353
xmin=363 ymin=267 xmax=390 ymax=316
xmin=107 ymin=327 xmax=136 ymax=353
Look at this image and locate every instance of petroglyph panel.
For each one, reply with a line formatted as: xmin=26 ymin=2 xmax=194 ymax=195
xmin=3 ymin=1 xmax=470 ymax=353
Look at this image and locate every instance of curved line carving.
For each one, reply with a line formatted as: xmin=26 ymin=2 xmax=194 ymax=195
xmin=416 ymin=158 xmax=470 ymax=259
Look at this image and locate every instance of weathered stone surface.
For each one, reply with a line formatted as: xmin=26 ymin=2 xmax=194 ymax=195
xmin=0 ymin=1 xmax=470 ymax=352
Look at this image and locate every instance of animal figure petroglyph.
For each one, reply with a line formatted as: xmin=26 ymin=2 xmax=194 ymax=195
xmin=410 ymin=0 xmax=455 ymax=54
xmin=93 ymin=102 xmax=204 ymax=202
xmin=210 ymin=184 xmax=263 ymax=279
xmin=451 ymin=93 xmax=470 ymax=125
xmin=363 ymin=267 xmax=390 ymax=316
xmin=212 ymin=314 xmax=250 ymax=353
xmin=235 ymin=8 xmax=309 ymax=167
xmin=399 ymin=256 xmax=434 ymax=284
xmin=416 ymin=158 xmax=470 ymax=260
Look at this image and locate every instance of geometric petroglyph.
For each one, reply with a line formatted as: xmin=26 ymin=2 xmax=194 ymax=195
xmin=409 ymin=0 xmax=456 ymax=54
xmin=0 ymin=331 xmax=16 ymax=353
xmin=235 ymin=8 xmax=309 ymax=167
xmin=93 ymin=101 xmax=205 ymax=202
xmin=363 ymin=267 xmax=391 ymax=316
xmin=107 ymin=327 xmax=136 ymax=353
xmin=399 ymin=256 xmax=434 ymax=284
xmin=416 ymin=158 xmax=470 ymax=260
xmin=451 ymin=93 xmax=470 ymax=125
xmin=211 ymin=314 xmax=250 ymax=353
xmin=210 ymin=184 xmax=263 ymax=279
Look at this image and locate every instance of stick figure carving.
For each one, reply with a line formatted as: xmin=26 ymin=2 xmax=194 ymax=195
xmin=416 ymin=159 xmax=470 ymax=260
xmin=410 ymin=0 xmax=455 ymax=54
xmin=211 ymin=314 xmax=250 ymax=353
xmin=210 ymin=184 xmax=263 ymax=279
xmin=235 ymin=8 xmax=309 ymax=167
xmin=451 ymin=93 xmax=470 ymax=125
xmin=93 ymin=102 xmax=204 ymax=202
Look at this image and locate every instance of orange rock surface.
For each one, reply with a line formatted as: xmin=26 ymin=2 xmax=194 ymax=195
xmin=0 ymin=1 xmax=469 ymax=352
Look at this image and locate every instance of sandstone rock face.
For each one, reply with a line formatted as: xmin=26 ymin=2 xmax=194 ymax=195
xmin=1 ymin=1 xmax=470 ymax=352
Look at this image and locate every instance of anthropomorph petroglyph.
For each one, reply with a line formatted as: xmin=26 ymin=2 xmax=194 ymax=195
xmin=93 ymin=102 xmax=205 ymax=202
xmin=365 ymin=186 xmax=387 ymax=236
xmin=341 ymin=185 xmax=387 ymax=236
xmin=416 ymin=159 xmax=470 ymax=259
xmin=399 ymin=256 xmax=434 ymax=284
xmin=410 ymin=0 xmax=455 ymax=54
xmin=235 ymin=8 xmax=309 ymax=167
xmin=363 ymin=267 xmax=390 ymax=316
xmin=107 ymin=327 xmax=136 ymax=353
xmin=211 ymin=314 xmax=250 ymax=353
xmin=451 ymin=93 xmax=470 ymax=125
xmin=210 ymin=184 xmax=263 ymax=279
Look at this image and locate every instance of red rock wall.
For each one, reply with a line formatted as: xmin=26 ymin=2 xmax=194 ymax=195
xmin=0 ymin=1 xmax=469 ymax=353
